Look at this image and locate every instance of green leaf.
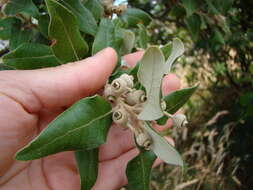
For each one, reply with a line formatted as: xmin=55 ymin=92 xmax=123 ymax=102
xmin=129 ymin=61 xmax=140 ymax=84
xmin=121 ymin=29 xmax=135 ymax=55
xmin=0 ymin=64 xmax=14 ymax=70
xmin=75 ymin=149 xmax=98 ymax=190
xmin=38 ymin=15 xmax=50 ymax=37
xmin=143 ymin=122 xmax=183 ymax=166
xmin=3 ymin=0 xmax=39 ymax=18
xmin=137 ymin=46 xmax=165 ymax=121
xmin=121 ymin=8 xmax=152 ymax=27
xmin=164 ymin=85 xmax=198 ymax=114
xmin=3 ymin=43 xmax=60 ymax=69
xmin=15 ymin=95 xmax=112 ymax=160
xmin=0 ymin=17 xmax=19 ymax=40
xmin=185 ymin=14 xmax=201 ymax=41
xmin=126 ymin=149 xmax=156 ymax=190
xmin=204 ymin=0 xmax=219 ymax=14
xmin=9 ymin=22 xmax=33 ymax=50
xmin=161 ymin=42 xmax=172 ymax=60
xmin=157 ymin=85 xmax=198 ymax=125
xmin=83 ymin=0 xmax=104 ymax=21
xmin=46 ymin=0 xmax=88 ymax=63
xmin=60 ymin=0 xmax=97 ymax=35
xmin=182 ymin=0 xmax=198 ymax=17
xmin=137 ymin=23 xmax=149 ymax=49
xmin=92 ymin=18 xmax=123 ymax=55
xmin=164 ymin=38 xmax=184 ymax=73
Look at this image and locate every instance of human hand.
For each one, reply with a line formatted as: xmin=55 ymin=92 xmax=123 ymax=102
xmin=0 ymin=47 xmax=180 ymax=190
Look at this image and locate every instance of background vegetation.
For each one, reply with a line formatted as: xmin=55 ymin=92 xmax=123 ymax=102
xmin=125 ymin=0 xmax=253 ymax=189
xmin=0 ymin=0 xmax=252 ymax=189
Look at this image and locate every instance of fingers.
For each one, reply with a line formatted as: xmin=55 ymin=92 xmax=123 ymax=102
xmin=99 ymin=125 xmax=135 ymax=162
xmin=93 ymin=148 xmax=139 ymax=190
xmin=0 ymin=48 xmax=117 ymax=113
xmin=122 ymin=51 xmax=144 ymax=67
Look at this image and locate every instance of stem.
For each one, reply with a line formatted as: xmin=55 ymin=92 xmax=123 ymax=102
xmin=163 ymin=111 xmax=173 ymax=118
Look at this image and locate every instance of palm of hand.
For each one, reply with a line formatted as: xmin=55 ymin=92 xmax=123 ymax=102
xmin=0 ymin=103 xmax=136 ymax=190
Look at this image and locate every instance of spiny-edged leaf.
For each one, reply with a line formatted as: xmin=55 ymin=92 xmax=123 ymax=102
xmin=121 ymin=29 xmax=135 ymax=55
xmin=164 ymin=38 xmax=184 ymax=74
xmin=46 ymin=0 xmax=88 ymax=63
xmin=185 ymin=14 xmax=201 ymax=41
xmin=121 ymin=8 xmax=152 ymax=27
xmin=38 ymin=15 xmax=50 ymax=37
xmin=161 ymin=42 xmax=172 ymax=60
xmin=75 ymin=149 xmax=98 ymax=190
xmin=16 ymin=95 xmax=112 ymax=160
xmin=92 ymin=18 xmax=123 ymax=55
xmin=0 ymin=17 xmax=19 ymax=40
xmin=3 ymin=43 xmax=60 ymax=69
xmin=137 ymin=46 xmax=165 ymax=121
xmin=143 ymin=122 xmax=183 ymax=166
xmin=9 ymin=23 xmax=34 ymax=50
xmin=83 ymin=0 xmax=104 ymax=21
xmin=3 ymin=0 xmax=39 ymax=18
xmin=137 ymin=23 xmax=149 ymax=49
xmin=156 ymin=85 xmax=198 ymax=125
xmin=182 ymin=0 xmax=198 ymax=17
xmin=0 ymin=64 xmax=14 ymax=70
xmin=60 ymin=0 xmax=97 ymax=35
xmin=126 ymin=149 xmax=156 ymax=190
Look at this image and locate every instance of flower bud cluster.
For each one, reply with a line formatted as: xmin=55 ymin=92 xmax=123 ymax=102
xmin=172 ymin=114 xmax=188 ymax=128
xmin=104 ymin=74 xmax=152 ymax=150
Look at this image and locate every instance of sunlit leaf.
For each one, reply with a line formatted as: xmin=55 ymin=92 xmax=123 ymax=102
xmin=143 ymin=122 xmax=183 ymax=166
xmin=137 ymin=46 xmax=165 ymax=121
xmin=16 ymin=95 xmax=112 ymax=160
xmin=3 ymin=43 xmax=60 ymax=69
xmin=60 ymin=0 xmax=97 ymax=35
xmin=126 ymin=149 xmax=156 ymax=190
xmin=46 ymin=0 xmax=88 ymax=63
xmin=75 ymin=149 xmax=98 ymax=190
xmin=164 ymin=38 xmax=184 ymax=74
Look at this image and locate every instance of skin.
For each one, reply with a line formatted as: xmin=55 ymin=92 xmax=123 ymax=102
xmin=0 ymin=47 xmax=180 ymax=190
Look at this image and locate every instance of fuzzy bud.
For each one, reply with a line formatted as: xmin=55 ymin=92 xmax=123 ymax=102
xmin=112 ymin=108 xmax=129 ymax=127
xmin=125 ymin=90 xmax=146 ymax=106
xmin=135 ymin=132 xmax=152 ymax=150
xmin=119 ymin=74 xmax=134 ymax=88
xmin=172 ymin=114 xmax=188 ymax=128
xmin=104 ymin=84 xmax=116 ymax=103
xmin=161 ymin=100 xmax=166 ymax=111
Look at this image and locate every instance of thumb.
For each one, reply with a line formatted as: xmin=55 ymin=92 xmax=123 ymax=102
xmin=0 ymin=47 xmax=117 ymax=113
